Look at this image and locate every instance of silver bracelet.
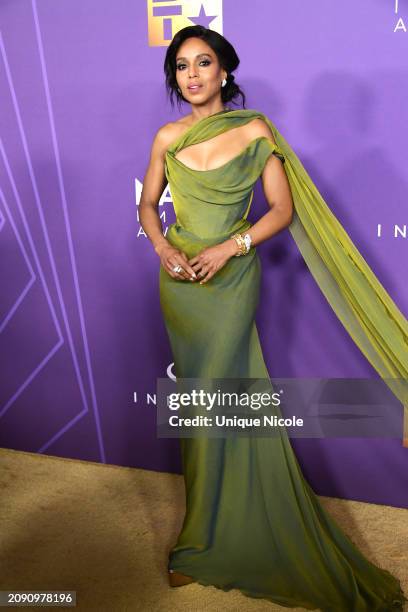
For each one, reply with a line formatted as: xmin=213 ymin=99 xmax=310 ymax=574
xmin=242 ymin=233 xmax=252 ymax=253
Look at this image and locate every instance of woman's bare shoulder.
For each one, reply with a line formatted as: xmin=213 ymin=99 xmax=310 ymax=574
xmin=155 ymin=114 xmax=194 ymax=151
xmin=245 ymin=116 xmax=276 ymax=144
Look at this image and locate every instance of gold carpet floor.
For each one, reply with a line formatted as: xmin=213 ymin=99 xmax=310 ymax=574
xmin=0 ymin=447 xmax=406 ymax=611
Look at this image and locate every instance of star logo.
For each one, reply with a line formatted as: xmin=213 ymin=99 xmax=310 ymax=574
xmin=188 ymin=4 xmax=218 ymax=28
xmin=147 ymin=0 xmax=223 ymax=47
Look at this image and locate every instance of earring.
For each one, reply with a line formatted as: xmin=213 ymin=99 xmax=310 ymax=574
xmin=177 ymin=87 xmax=181 ymax=93
xmin=221 ymin=77 xmax=227 ymax=87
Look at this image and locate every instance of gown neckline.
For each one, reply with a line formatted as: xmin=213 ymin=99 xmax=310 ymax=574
xmin=170 ymin=135 xmax=274 ymax=174
xmin=166 ymin=107 xmax=237 ymax=155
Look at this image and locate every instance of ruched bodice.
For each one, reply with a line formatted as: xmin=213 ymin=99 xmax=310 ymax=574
xmin=166 ymin=136 xmax=278 ymax=237
xmin=164 ymin=109 xmax=286 ymax=253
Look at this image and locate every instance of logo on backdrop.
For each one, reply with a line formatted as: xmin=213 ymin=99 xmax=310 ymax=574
xmin=147 ymin=0 xmax=223 ymax=47
xmin=132 ymin=361 xmax=176 ymax=406
xmin=394 ymin=0 xmax=406 ymax=32
xmin=134 ymin=178 xmax=175 ymax=239
xmin=377 ymin=224 xmax=407 ymax=239
xmin=167 ymin=362 xmax=177 ymax=381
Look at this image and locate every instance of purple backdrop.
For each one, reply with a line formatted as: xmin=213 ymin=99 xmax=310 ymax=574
xmin=1 ymin=1 xmax=407 ymax=508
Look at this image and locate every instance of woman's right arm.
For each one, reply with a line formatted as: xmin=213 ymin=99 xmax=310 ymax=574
xmin=139 ymin=126 xmax=197 ymax=281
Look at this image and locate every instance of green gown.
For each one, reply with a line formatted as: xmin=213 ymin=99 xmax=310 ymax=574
xmin=159 ymin=108 xmax=408 ymax=610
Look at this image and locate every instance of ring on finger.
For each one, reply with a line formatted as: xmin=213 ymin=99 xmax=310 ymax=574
xmin=172 ymin=264 xmax=183 ymax=274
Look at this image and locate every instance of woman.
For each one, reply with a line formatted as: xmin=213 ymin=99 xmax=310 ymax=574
xmin=139 ymin=25 xmax=407 ymax=610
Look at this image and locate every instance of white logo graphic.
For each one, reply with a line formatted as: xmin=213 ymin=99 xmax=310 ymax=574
xmin=134 ymin=178 xmax=174 ymax=239
xmin=394 ymin=0 xmax=406 ymax=33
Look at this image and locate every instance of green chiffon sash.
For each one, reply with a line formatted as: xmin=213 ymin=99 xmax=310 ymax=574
xmin=166 ymin=108 xmax=408 ymax=446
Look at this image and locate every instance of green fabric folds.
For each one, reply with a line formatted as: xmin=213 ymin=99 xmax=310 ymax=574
xmin=159 ymin=108 xmax=407 ymax=610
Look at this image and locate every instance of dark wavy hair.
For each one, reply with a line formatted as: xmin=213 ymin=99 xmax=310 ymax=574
xmin=164 ymin=25 xmax=246 ymax=110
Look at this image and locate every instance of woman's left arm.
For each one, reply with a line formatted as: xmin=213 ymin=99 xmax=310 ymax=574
xmin=233 ymin=120 xmax=294 ymax=251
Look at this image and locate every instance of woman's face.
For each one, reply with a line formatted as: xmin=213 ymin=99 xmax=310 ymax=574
xmin=175 ymin=37 xmax=227 ymax=105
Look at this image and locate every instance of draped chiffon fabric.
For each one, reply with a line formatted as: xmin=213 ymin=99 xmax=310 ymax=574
xmin=158 ymin=108 xmax=407 ymax=610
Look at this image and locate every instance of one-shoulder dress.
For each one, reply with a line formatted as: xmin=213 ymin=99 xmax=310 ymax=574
xmin=159 ymin=108 xmax=408 ymax=610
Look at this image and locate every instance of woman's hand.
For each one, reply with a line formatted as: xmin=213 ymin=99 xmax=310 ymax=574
xmin=188 ymin=239 xmax=238 ymax=284
xmin=156 ymin=242 xmax=197 ymax=281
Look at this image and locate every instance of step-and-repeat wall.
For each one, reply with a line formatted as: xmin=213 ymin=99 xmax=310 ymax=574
xmin=1 ymin=1 xmax=407 ymax=507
